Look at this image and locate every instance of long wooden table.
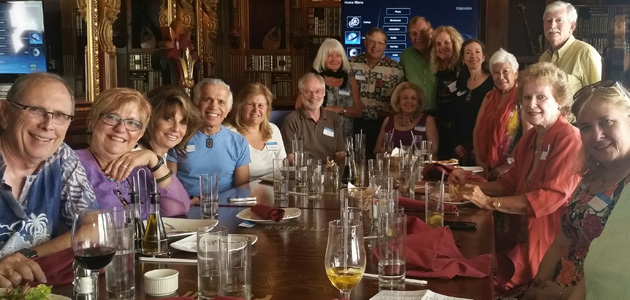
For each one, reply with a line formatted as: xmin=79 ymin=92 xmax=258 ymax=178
xmin=53 ymin=180 xmax=496 ymax=300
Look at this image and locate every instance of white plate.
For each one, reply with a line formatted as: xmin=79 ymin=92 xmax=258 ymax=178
xmin=445 ymin=200 xmax=472 ymax=206
xmin=236 ymin=207 xmax=301 ymax=224
xmin=143 ymin=218 xmax=219 ymax=238
xmin=0 ymin=288 xmax=70 ymax=300
xmin=170 ymin=233 xmax=258 ymax=253
xmin=458 ymin=166 xmax=484 ymax=173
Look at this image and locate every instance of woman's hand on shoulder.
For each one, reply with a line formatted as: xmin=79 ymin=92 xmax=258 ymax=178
xmin=104 ymin=149 xmax=158 ymax=182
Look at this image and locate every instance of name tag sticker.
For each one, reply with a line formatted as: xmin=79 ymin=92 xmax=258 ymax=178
xmin=588 ymin=192 xmax=612 ymax=211
xmin=266 ymin=142 xmax=279 ymax=151
xmin=448 ymin=81 xmax=457 ymax=93
xmin=323 ymin=127 xmax=335 ymax=137
xmin=186 ymin=144 xmax=195 ymax=152
xmin=415 ymin=125 xmax=426 ymax=132
xmin=339 ymin=89 xmax=351 ymax=96
xmin=355 ymin=73 xmax=366 ymax=81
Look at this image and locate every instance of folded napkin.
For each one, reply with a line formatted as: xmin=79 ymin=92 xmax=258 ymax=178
xmin=404 ymin=216 xmax=492 ymax=279
xmin=398 ymin=196 xmax=458 ymax=213
xmin=422 ymin=163 xmax=486 ymax=182
xmin=31 ymin=247 xmax=75 ymax=286
xmin=251 ymin=204 xmax=285 ymax=222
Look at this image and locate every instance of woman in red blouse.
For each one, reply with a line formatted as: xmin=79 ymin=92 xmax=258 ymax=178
xmin=449 ymin=62 xmax=582 ymax=293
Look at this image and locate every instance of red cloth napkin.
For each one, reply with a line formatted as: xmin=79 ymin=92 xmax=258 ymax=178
xmin=398 ymin=196 xmax=458 ymax=213
xmin=422 ymin=163 xmax=487 ymax=182
xmin=31 ymin=247 xmax=75 ymax=286
xmin=250 ymin=204 xmax=285 ymax=222
xmin=404 ymin=216 xmax=492 ymax=279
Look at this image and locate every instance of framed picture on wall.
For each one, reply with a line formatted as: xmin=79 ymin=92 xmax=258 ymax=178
xmin=248 ymin=0 xmax=289 ymax=51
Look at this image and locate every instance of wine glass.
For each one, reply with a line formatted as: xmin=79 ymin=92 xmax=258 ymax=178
xmin=71 ymin=209 xmax=118 ymax=297
xmin=324 ymin=219 xmax=366 ymax=300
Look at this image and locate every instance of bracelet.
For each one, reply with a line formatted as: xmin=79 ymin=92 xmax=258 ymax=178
xmin=149 ymin=155 xmax=164 ymax=172
xmin=156 ymin=170 xmax=173 ymax=183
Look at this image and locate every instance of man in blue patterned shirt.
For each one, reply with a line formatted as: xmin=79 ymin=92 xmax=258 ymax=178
xmin=0 ymin=73 xmax=97 ymax=288
xmin=349 ymin=27 xmax=404 ymax=155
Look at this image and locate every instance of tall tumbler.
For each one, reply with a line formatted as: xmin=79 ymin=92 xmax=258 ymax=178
xmin=377 ymin=210 xmax=407 ymax=290
xmin=200 ymin=173 xmax=219 ymax=219
xmin=197 ymin=225 xmax=228 ymax=300
xmin=105 ymin=206 xmax=135 ymax=300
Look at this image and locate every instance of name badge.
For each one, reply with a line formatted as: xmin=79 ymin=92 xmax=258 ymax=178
xmin=448 ymin=81 xmax=457 ymax=93
xmin=186 ymin=144 xmax=195 ymax=152
xmin=414 ymin=125 xmax=426 ymax=132
xmin=540 ymin=144 xmax=550 ymax=160
xmin=323 ymin=127 xmax=335 ymax=137
xmin=339 ymin=88 xmax=351 ymax=96
xmin=266 ymin=142 xmax=279 ymax=151
xmin=355 ymin=73 xmax=366 ymax=81
xmin=456 ymin=90 xmax=467 ymax=97
xmin=587 ymin=192 xmax=612 ymax=211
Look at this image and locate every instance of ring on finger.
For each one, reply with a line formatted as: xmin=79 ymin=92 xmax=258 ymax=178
xmin=120 ymin=165 xmax=129 ymax=169
xmin=6 ymin=270 xmax=14 ymax=277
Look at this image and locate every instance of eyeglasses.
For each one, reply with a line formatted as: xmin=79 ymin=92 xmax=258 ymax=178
xmin=8 ymin=100 xmax=74 ymax=125
xmin=300 ymin=89 xmax=325 ymax=97
xmin=574 ymin=80 xmax=630 ymax=103
xmin=100 ymin=112 xmax=143 ymax=132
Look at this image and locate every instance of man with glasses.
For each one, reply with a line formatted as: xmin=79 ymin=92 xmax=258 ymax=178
xmin=281 ymin=73 xmax=345 ymax=165
xmin=400 ymin=16 xmax=437 ymax=114
xmin=0 ymin=73 xmax=97 ymax=288
xmin=539 ymin=1 xmax=601 ymax=96
xmin=349 ymin=27 xmax=404 ymax=156
xmin=167 ymin=78 xmax=250 ymax=198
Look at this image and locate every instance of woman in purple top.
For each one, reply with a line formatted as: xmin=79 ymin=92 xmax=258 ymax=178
xmin=76 ymin=88 xmax=191 ymax=217
xmin=374 ymin=82 xmax=438 ymax=156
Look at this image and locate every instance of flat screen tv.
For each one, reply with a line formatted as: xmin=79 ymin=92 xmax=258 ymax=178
xmin=342 ymin=1 xmax=480 ymax=61
xmin=0 ymin=0 xmax=47 ymax=80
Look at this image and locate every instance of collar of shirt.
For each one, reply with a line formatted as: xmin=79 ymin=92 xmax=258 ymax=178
xmin=546 ymin=35 xmax=577 ymax=58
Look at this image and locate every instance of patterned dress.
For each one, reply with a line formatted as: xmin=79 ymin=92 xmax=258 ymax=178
xmin=324 ymin=72 xmax=356 ymax=139
xmin=555 ymin=175 xmax=630 ymax=286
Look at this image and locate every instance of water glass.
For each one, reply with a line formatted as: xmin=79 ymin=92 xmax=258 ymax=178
xmin=425 ymin=182 xmax=444 ymax=228
xmin=377 ymin=210 xmax=407 ymax=290
xmin=412 ymin=135 xmax=423 ymax=154
xmin=354 ymin=155 xmax=366 ymax=187
xmin=354 ymin=133 xmax=366 ymax=158
xmin=197 ymin=226 xmax=228 ymax=300
xmin=273 ymin=158 xmax=289 ymax=200
xmin=376 ymin=153 xmax=391 ymax=178
xmin=307 ymin=158 xmax=322 ymax=198
xmin=200 ymin=174 xmax=219 ymax=219
xmin=340 ymin=187 xmax=370 ymax=220
xmin=105 ymin=206 xmax=135 ymax=300
xmin=421 ymin=140 xmax=434 ymax=165
xmin=291 ymin=139 xmax=303 ymax=154
xmin=294 ymin=151 xmax=308 ymax=188
xmin=397 ymin=166 xmax=415 ymax=198
xmin=219 ymin=236 xmax=252 ymax=300
xmin=383 ymin=132 xmax=394 ymax=155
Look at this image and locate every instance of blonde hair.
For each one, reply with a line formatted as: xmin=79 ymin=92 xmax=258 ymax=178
xmin=87 ymin=88 xmax=152 ymax=132
xmin=312 ymin=38 xmax=350 ymax=73
xmin=390 ymin=82 xmax=426 ymax=114
xmin=430 ymin=26 xmax=463 ymax=73
xmin=226 ymin=83 xmax=274 ymax=140
xmin=517 ymin=62 xmax=572 ymax=119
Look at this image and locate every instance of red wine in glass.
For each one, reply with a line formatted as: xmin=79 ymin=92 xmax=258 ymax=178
xmin=74 ymin=247 xmax=117 ymax=270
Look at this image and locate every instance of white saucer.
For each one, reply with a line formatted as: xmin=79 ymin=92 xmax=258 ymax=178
xmin=236 ymin=207 xmax=301 ymax=224
xmin=144 ymin=218 xmax=219 ymax=238
xmin=458 ymin=166 xmax=484 ymax=173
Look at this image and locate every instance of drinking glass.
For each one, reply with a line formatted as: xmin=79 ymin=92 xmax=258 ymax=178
xmin=324 ymin=219 xmax=366 ymax=300
xmin=72 ymin=209 xmax=118 ymax=299
xmin=198 ymin=226 xmax=228 ymax=300
xmin=291 ymin=139 xmax=303 ymax=154
xmin=273 ymin=158 xmax=289 ymax=200
xmin=105 ymin=206 xmax=135 ymax=300
xmin=383 ymin=132 xmax=394 ymax=155
xmin=200 ymin=174 xmax=220 ymax=219
xmin=421 ymin=140 xmax=434 ymax=165
xmin=377 ymin=210 xmax=407 ymax=290
xmin=425 ymin=182 xmax=445 ymax=228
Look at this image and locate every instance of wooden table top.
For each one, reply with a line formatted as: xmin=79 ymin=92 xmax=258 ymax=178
xmin=53 ymin=180 xmax=496 ymax=300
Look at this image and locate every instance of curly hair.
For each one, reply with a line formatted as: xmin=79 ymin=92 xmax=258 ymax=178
xmin=430 ymin=26 xmax=463 ymax=73
xmin=226 ymin=82 xmax=274 ymax=140
xmin=517 ymin=62 xmax=572 ymax=120
xmin=390 ymin=82 xmax=426 ymax=114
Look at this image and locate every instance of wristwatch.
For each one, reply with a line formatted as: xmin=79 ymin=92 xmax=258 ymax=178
xmin=17 ymin=248 xmax=37 ymax=258
xmin=149 ymin=155 xmax=165 ymax=172
xmin=491 ymin=198 xmax=501 ymax=211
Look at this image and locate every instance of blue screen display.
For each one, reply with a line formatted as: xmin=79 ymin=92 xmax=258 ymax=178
xmin=342 ymin=0 xmax=479 ymax=61
xmin=0 ymin=1 xmax=47 ymax=74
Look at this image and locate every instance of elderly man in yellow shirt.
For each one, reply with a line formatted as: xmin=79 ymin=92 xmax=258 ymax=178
xmin=539 ymin=1 xmax=601 ymax=96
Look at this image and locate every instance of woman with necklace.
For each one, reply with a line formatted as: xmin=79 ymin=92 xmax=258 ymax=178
xmin=76 ymin=88 xmax=191 ymax=217
xmin=449 ymin=63 xmax=582 ymax=294
xmin=374 ymin=82 xmax=438 ymax=155
xmin=452 ymin=39 xmax=494 ymax=165
xmin=524 ymin=81 xmax=630 ymax=300
xmin=295 ymin=38 xmax=362 ymax=139
xmin=474 ymin=48 xmax=532 ymax=180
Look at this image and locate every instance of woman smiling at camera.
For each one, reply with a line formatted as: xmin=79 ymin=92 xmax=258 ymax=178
xmin=76 ymin=88 xmax=190 ymax=217
xmin=225 ymin=83 xmax=286 ymax=180
xmin=449 ymin=62 xmax=582 ymax=294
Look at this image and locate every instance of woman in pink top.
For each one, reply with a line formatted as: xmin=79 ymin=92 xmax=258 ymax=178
xmin=449 ymin=62 xmax=582 ymax=294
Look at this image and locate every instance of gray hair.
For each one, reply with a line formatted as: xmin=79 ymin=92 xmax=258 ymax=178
xmin=298 ymin=73 xmax=325 ymax=91
xmin=489 ymin=48 xmax=519 ymax=71
xmin=192 ymin=78 xmax=233 ymax=110
xmin=544 ymin=1 xmax=578 ymax=23
xmin=7 ymin=72 xmax=75 ymax=111
xmin=312 ymin=38 xmax=350 ymax=73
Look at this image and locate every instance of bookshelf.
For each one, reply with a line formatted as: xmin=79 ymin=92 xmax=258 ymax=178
xmin=305 ymin=4 xmax=341 ymax=70
xmin=60 ymin=3 xmax=87 ymax=100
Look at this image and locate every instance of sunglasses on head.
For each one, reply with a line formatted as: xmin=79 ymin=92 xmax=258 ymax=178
xmin=573 ymin=80 xmax=630 ymax=103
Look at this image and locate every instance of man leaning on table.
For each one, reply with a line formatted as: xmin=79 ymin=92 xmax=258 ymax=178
xmin=281 ymin=73 xmax=346 ymax=165
xmin=0 ymin=73 xmax=98 ymax=288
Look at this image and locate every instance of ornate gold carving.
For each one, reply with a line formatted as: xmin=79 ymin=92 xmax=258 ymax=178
xmin=200 ymin=0 xmax=218 ymax=69
xmin=98 ymin=0 xmax=120 ymax=54
xmin=77 ymin=0 xmax=99 ymax=101
xmin=160 ymin=0 xmax=173 ymax=27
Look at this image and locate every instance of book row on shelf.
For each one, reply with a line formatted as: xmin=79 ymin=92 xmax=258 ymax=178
xmin=129 ymin=54 xmax=153 ymax=71
xmin=582 ymin=37 xmax=612 ymax=55
xmin=246 ymin=72 xmax=293 ymax=99
xmin=307 ymin=7 xmax=341 ymax=36
xmin=248 ymin=55 xmax=293 ymax=72
xmin=75 ymin=13 xmax=86 ymax=36
xmin=128 ymin=71 xmax=162 ymax=94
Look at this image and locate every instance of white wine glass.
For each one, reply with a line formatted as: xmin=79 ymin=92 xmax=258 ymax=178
xmin=71 ymin=209 xmax=117 ymax=296
xmin=324 ymin=219 xmax=366 ymax=299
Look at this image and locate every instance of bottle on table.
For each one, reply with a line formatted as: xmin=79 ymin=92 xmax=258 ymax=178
xmin=142 ymin=178 xmax=169 ymax=257
xmin=129 ymin=177 xmax=145 ymax=254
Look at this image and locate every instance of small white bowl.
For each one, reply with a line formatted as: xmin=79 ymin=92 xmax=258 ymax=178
xmin=144 ymin=268 xmax=179 ymax=296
